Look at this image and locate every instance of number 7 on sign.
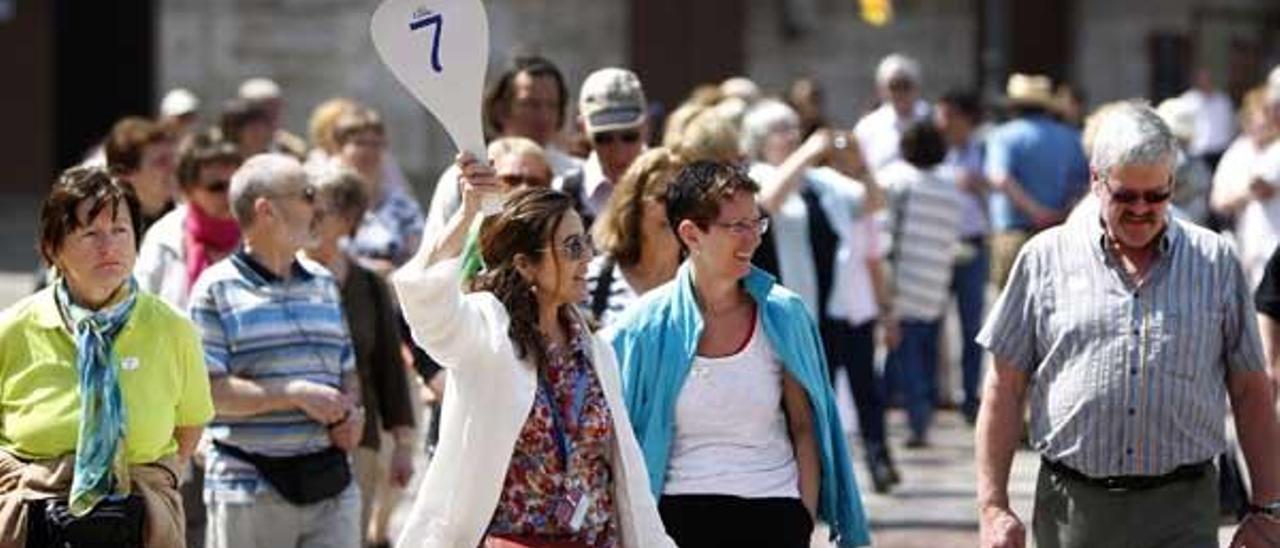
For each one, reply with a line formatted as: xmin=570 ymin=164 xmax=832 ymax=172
xmin=409 ymin=11 xmax=444 ymax=73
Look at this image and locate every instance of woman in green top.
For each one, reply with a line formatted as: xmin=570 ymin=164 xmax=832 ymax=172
xmin=459 ymin=137 xmax=554 ymax=281
xmin=0 ymin=166 xmax=215 ymax=546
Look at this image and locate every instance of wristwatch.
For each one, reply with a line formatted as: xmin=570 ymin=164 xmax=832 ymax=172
xmin=1249 ymin=500 xmax=1280 ymax=518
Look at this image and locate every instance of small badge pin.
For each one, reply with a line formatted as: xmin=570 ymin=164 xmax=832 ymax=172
xmin=121 ymin=357 xmax=140 ymax=371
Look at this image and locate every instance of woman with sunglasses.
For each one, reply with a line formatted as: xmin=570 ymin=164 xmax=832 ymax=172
xmin=607 ymin=161 xmax=870 ymax=547
xmin=391 ymin=153 xmax=673 ymax=548
xmin=135 ymin=128 xmax=243 ymax=310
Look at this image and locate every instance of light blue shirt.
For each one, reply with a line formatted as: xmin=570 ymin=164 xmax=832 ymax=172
xmin=984 ymin=114 xmax=1089 ymax=231
xmin=606 ymin=262 xmax=870 ymax=547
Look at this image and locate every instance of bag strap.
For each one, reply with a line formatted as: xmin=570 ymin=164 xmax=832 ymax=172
xmin=590 ymin=256 xmax=617 ymax=321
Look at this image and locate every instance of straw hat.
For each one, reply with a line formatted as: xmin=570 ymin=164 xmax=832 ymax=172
xmin=1005 ymin=73 xmax=1057 ymax=110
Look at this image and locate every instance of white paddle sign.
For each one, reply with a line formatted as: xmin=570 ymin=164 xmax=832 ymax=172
xmin=371 ymin=0 xmax=499 ymax=211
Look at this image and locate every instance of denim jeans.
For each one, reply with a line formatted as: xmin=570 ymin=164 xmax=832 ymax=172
xmin=951 ymin=237 xmax=989 ymax=419
xmin=886 ymin=319 xmax=941 ymax=438
xmin=820 ymin=318 xmax=886 ymax=447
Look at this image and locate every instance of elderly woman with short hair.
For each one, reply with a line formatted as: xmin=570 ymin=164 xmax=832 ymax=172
xmin=302 ymin=169 xmax=417 ymax=548
xmin=0 ymin=166 xmax=215 ymax=547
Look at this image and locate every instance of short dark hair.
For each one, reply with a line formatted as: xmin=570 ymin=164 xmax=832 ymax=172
xmin=938 ymin=90 xmax=983 ymax=123
xmin=665 ymin=160 xmax=759 ymax=234
xmin=900 ymin=122 xmax=947 ymax=169
xmin=39 ymin=166 xmax=142 ymax=266
xmin=483 ymin=55 xmax=568 ymax=137
xmin=219 ymin=99 xmax=272 ymax=142
xmin=176 ymin=129 xmax=241 ymax=187
xmin=104 ymin=117 xmax=171 ymax=173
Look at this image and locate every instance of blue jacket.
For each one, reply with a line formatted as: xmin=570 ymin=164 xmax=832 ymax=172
xmin=606 ymin=262 xmax=871 ymax=547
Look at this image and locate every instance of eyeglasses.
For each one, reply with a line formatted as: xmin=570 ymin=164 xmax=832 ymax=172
xmin=498 ymin=174 xmax=549 ymax=188
xmin=541 ymin=233 xmax=595 ymax=261
xmin=199 ymin=179 xmax=230 ymax=193
xmin=273 ymin=185 xmax=316 ymax=204
xmin=591 ymin=130 xmax=641 ymax=147
xmin=1101 ymin=177 xmax=1172 ymax=205
xmin=350 ymin=137 xmax=386 ymax=149
xmin=711 ymin=216 xmax=770 ymax=236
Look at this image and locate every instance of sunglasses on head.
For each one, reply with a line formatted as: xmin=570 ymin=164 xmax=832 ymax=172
xmin=591 ymin=130 xmax=641 ymax=147
xmin=1101 ymin=177 xmax=1172 ymax=205
xmin=498 ymin=174 xmax=549 ymax=188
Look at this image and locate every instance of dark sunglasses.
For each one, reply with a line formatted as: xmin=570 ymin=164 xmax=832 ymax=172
xmin=542 ymin=233 xmax=595 ymax=261
xmin=200 ymin=179 xmax=230 ymax=193
xmin=591 ymin=130 xmax=641 ymax=147
xmin=1101 ymin=177 xmax=1172 ymax=205
xmin=498 ymin=174 xmax=549 ymax=188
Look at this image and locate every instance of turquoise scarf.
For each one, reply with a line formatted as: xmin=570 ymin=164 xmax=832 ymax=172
xmin=55 ymin=277 xmax=138 ymax=516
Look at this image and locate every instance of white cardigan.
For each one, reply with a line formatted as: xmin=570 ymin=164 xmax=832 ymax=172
xmin=391 ymin=258 xmax=675 ymax=548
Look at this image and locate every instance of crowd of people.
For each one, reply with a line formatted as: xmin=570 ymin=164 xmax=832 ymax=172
xmin=0 ymin=47 xmax=1278 ymax=548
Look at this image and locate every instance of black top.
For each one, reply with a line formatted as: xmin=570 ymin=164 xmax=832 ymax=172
xmin=1256 ymin=245 xmax=1280 ymax=319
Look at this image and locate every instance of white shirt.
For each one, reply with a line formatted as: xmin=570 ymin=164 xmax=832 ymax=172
xmin=1240 ymin=141 xmax=1280 ymax=287
xmin=854 ymin=100 xmax=931 ymax=172
xmin=392 ymin=258 xmax=674 ymax=548
xmin=134 ymin=204 xmax=191 ymax=310
xmin=575 ymin=152 xmax=614 ymax=217
xmin=1180 ymin=89 xmax=1236 ymax=155
xmin=664 ymin=314 xmax=799 ymax=499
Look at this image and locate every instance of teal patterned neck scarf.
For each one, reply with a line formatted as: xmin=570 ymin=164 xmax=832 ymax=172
xmin=55 ymin=277 xmax=138 ymax=516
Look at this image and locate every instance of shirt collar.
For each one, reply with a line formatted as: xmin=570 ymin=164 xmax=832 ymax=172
xmin=31 ymin=286 xmax=66 ymax=329
xmin=231 ymin=248 xmax=314 ymax=286
xmin=583 ymin=152 xmax=610 ymax=199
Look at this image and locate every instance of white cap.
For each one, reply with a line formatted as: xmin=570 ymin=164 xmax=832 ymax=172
xmin=578 ymin=68 xmax=647 ymax=134
xmin=1156 ymin=97 xmax=1195 ymax=142
xmin=160 ymin=88 xmax=200 ymax=118
xmin=238 ymin=77 xmax=282 ymax=102
xmin=1266 ymin=65 xmax=1280 ymax=105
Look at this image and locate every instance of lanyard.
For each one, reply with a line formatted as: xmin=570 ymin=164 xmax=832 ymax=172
xmin=538 ymin=363 xmax=589 ymax=467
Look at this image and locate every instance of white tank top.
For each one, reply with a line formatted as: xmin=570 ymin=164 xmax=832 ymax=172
xmin=663 ymin=314 xmax=800 ymax=498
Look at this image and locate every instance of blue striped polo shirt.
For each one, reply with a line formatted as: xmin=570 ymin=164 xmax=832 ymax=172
xmin=977 ymin=213 xmax=1265 ymax=477
xmin=188 ymin=249 xmax=354 ymax=495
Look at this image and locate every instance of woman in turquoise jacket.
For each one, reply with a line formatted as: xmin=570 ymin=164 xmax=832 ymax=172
xmin=606 ymin=161 xmax=869 ymax=547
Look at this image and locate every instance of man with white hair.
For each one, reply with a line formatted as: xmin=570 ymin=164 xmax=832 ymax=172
xmin=188 ymin=153 xmax=364 ymax=548
xmin=975 ymin=102 xmax=1280 ymax=548
xmin=239 ymin=77 xmax=309 ymax=159
xmin=853 ymin=53 xmax=930 ymax=172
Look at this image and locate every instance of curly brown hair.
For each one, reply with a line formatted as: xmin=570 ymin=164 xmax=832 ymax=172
xmin=470 ymin=187 xmax=576 ymax=367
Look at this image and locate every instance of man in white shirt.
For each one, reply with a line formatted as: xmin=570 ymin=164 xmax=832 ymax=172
xmin=558 ymin=67 xmax=650 ymax=229
xmin=854 ymin=53 xmax=931 ymax=172
xmin=425 ymin=55 xmax=582 ymax=237
xmin=1179 ymin=68 xmax=1236 ymax=171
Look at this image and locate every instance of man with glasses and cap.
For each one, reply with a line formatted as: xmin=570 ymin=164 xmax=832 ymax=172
xmin=975 ymin=102 xmax=1280 ymax=548
xmin=558 ymin=67 xmax=650 ymax=230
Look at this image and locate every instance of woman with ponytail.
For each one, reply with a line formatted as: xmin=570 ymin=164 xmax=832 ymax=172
xmin=390 ymin=153 xmax=673 ymax=548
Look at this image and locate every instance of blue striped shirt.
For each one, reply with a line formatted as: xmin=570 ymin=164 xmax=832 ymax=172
xmin=976 ymin=214 xmax=1265 ymax=477
xmin=188 ymin=250 xmax=355 ymax=494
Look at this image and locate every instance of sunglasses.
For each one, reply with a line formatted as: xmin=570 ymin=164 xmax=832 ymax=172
xmin=591 ymin=130 xmax=641 ymax=147
xmin=542 ymin=233 xmax=595 ymax=261
xmin=498 ymin=174 xmax=549 ymax=188
xmin=1101 ymin=177 xmax=1172 ymax=205
xmin=200 ymin=179 xmax=230 ymax=193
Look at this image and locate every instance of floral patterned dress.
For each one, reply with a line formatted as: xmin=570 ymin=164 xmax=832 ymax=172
xmin=487 ymin=322 xmax=619 ymax=547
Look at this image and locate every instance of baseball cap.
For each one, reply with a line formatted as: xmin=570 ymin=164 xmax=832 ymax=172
xmin=160 ymin=88 xmax=200 ymax=118
xmin=239 ymin=77 xmax=282 ymax=102
xmin=578 ymin=68 xmax=646 ymax=134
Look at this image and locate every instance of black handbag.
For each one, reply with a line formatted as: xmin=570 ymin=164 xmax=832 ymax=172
xmin=26 ymin=494 xmax=146 ymax=548
xmin=211 ymin=441 xmax=351 ymax=505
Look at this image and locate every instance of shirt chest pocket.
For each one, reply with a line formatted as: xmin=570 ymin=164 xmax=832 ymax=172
xmin=1148 ymin=309 xmax=1222 ymax=381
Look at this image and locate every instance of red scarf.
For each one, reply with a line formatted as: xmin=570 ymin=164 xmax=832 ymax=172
xmin=183 ymin=204 xmax=241 ymax=290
